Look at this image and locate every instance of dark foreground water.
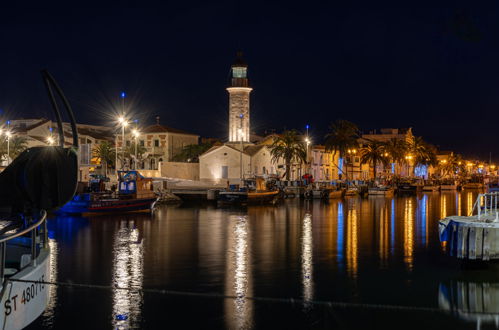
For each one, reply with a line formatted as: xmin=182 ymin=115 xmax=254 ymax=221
xmin=26 ymin=191 xmax=496 ymax=330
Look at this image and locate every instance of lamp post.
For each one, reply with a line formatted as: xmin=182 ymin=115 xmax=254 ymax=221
xmin=132 ymin=129 xmax=139 ymax=170
xmin=6 ymin=131 xmax=11 ymax=165
xmin=117 ymin=116 xmax=128 ymax=171
xmin=305 ymin=124 xmax=310 ymax=177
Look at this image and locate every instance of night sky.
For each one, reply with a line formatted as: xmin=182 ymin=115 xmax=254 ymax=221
xmin=0 ymin=2 xmax=498 ymax=160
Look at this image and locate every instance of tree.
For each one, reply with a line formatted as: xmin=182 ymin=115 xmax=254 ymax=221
xmin=0 ymin=136 xmax=28 ymax=163
xmin=269 ymin=130 xmax=307 ymax=181
xmin=324 ymin=120 xmax=359 ymax=180
xmin=383 ymin=138 xmax=407 ymax=175
xmin=172 ymin=143 xmax=213 ymax=163
xmin=359 ymin=140 xmax=389 ymax=181
xmin=124 ymin=142 xmax=147 ymax=168
xmin=92 ymin=141 xmax=116 ymax=177
xmin=407 ymin=136 xmax=437 ymax=176
xmin=438 ymin=153 xmax=463 ymax=178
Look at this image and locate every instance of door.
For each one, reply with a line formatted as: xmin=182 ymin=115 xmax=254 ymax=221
xmin=222 ymin=166 xmax=228 ymax=179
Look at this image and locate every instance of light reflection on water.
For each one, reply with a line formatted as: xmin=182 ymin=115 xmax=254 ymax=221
xmin=225 ymin=215 xmax=252 ymax=330
xmin=42 ymin=239 xmax=58 ymax=327
xmin=36 ymin=191 xmax=489 ymax=329
xmin=112 ymin=221 xmax=144 ymax=329
xmin=301 ymin=213 xmax=313 ymax=306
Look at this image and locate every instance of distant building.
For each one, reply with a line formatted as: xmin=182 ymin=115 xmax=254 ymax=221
xmin=119 ymin=116 xmax=199 ymax=170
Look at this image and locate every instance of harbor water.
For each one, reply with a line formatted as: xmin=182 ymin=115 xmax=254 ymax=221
xmin=27 ymin=191 xmax=494 ymax=329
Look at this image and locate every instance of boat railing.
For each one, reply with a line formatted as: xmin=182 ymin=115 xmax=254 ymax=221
xmin=470 ymin=192 xmax=499 ymax=219
xmin=0 ymin=210 xmax=48 ymax=283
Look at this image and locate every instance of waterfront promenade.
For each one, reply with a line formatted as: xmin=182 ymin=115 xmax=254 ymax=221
xmin=27 ymin=191 xmax=487 ymax=329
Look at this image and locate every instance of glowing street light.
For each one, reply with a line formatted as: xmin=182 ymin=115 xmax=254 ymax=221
xmin=132 ymin=129 xmax=140 ymax=169
xmin=5 ymin=131 xmax=11 ymax=165
xmin=47 ymin=136 xmax=55 ymax=146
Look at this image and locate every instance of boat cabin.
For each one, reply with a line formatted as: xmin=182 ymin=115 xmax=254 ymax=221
xmin=118 ymin=170 xmax=155 ymax=199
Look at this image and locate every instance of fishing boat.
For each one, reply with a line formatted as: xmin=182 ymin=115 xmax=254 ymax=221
xmin=422 ymin=180 xmax=440 ymax=192
xmin=397 ymin=179 xmax=423 ymax=194
xmin=217 ymin=177 xmax=281 ymax=205
xmin=462 ymin=182 xmax=485 ymax=190
xmin=345 ymin=187 xmax=358 ymax=196
xmin=368 ymin=186 xmax=394 ymax=197
xmin=0 ymin=70 xmax=78 ymax=328
xmin=58 ymin=170 xmax=158 ymax=215
xmin=440 ymin=179 xmax=457 ymax=191
xmin=487 ymin=178 xmax=499 ymax=193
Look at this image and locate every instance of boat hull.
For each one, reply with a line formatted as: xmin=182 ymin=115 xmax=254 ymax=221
xmin=463 ymin=183 xmax=485 ymax=190
xmin=58 ymin=194 xmax=158 ymax=215
xmin=0 ymin=248 xmax=50 ymax=330
xmin=440 ymin=184 xmax=457 ymax=191
xmin=218 ymin=190 xmax=280 ymax=205
xmin=422 ymin=186 xmax=439 ymax=192
xmin=368 ymin=188 xmax=394 ymax=197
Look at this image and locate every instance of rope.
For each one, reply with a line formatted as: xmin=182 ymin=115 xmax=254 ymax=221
xmin=8 ymin=278 xmax=451 ymax=314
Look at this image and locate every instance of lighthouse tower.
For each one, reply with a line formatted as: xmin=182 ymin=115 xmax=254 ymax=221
xmin=227 ymin=52 xmax=253 ymax=143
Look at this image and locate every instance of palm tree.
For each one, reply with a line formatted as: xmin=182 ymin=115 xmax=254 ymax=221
xmin=438 ymin=153 xmax=463 ymax=178
xmin=324 ymin=120 xmax=359 ymax=180
xmin=93 ymin=141 xmax=116 ymax=177
xmin=359 ymin=140 xmax=389 ymax=181
xmin=407 ymin=136 xmax=437 ymax=176
xmin=269 ymin=130 xmax=307 ymax=180
xmin=383 ymin=138 xmax=407 ymax=176
xmin=0 ymin=136 xmax=28 ymax=163
xmin=124 ymin=142 xmax=148 ymax=168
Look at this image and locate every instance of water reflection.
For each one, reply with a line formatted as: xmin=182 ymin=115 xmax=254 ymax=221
xmin=439 ymin=280 xmax=499 ymax=329
xmin=42 ymin=239 xmax=58 ymax=327
xmin=301 ymin=213 xmax=313 ymax=306
xmin=346 ymin=206 xmax=358 ymax=278
xmin=403 ymin=199 xmax=414 ymax=270
xmin=225 ymin=215 xmax=253 ymax=329
xmin=112 ymin=221 xmax=144 ymax=329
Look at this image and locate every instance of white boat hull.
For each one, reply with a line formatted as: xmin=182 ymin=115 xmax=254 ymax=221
xmin=0 ymin=248 xmax=50 ymax=329
xmin=368 ymin=188 xmax=394 ymax=197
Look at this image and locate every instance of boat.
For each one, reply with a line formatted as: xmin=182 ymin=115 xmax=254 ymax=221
xmin=368 ymin=186 xmax=394 ymax=197
xmin=440 ymin=180 xmax=457 ymax=191
xmin=487 ymin=178 xmax=499 ymax=193
xmin=462 ymin=182 xmax=485 ymax=190
xmin=217 ymin=177 xmax=281 ymax=205
xmin=304 ymin=182 xmax=344 ymax=199
xmin=58 ymin=170 xmax=158 ymax=215
xmin=0 ymin=70 xmax=78 ymax=328
xmin=345 ymin=187 xmax=358 ymax=196
xmin=397 ymin=179 xmax=423 ymax=194
xmin=422 ymin=180 xmax=440 ymax=192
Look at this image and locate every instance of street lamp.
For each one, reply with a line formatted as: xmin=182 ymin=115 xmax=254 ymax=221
xmin=5 ymin=131 xmax=11 ymax=165
xmin=132 ymin=129 xmax=140 ymax=170
xmin=117 ymin=115 xmax=129 ymax=171
xmin=47 ymin=136 xmax=55 ymax=146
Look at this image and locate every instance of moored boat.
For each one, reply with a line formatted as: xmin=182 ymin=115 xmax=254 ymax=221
xmin=368 ymin=186 xmax=394 ymax=197
xmin=462 ymin=182 xmax=485 ymax=190
xmin=58 ymin=170 xmax=158 ymax=215
xmin=217 ymin=177 xmax=281 ymax=205
xmin=422 ymin=180 xmax=440 ymax=192
xmin=440 ymin=180 xmax=457 ymax=191
xmin=0 ymin=70 xmax=79 ymax=328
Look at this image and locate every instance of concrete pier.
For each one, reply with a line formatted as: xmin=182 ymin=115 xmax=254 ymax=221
xmin=439 ymin=192 xmax=499 ymax=261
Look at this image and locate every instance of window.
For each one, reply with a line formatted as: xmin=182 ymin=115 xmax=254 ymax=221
xmin=140 ymin=140 xmax=144 ymax=147
xmin=354 ymin=157 xmax=360 ymax=163
xmin=263 ymin=166 xmax=266 ymax=174
xmin=126 ymin=140 xmax=130 ymax=147
xmin=154 ymin=140 xmax=159 ymax=147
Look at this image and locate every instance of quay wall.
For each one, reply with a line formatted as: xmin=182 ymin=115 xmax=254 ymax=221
xmin=160 ymin=162 xmax=199 ymax=180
